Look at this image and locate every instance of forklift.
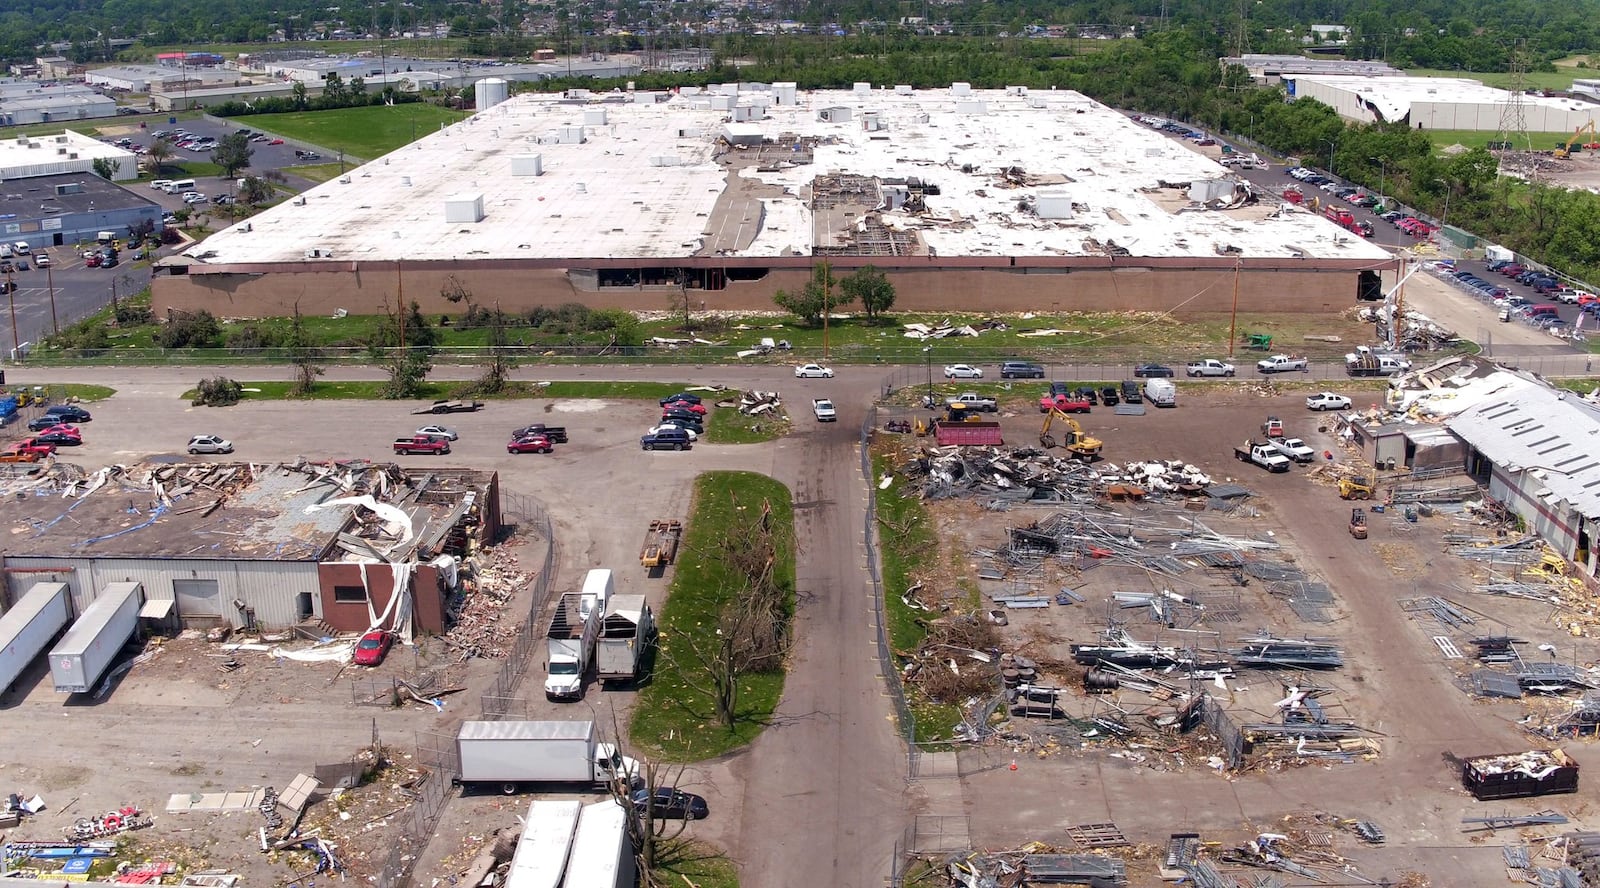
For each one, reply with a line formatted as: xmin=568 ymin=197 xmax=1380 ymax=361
xmin=1349 ymin=508 xmax=1368 ymax=539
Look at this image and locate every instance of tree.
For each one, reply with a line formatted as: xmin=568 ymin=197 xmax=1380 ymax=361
xmin=840 ymin=265 xmax=895 ymax=321
xmin=240 ymin=176 xmax=274 ymax=206
xmin=350 ymin=75 xmax=367 ymax=99
xmin=291 ymin=81 xmax=308 ymax=110
xmin=323 ymin=72 xmax=347 ymax=104
xmin=772 ymin=261 xmax=853 ymax=325
xmin=381 ymin=350 xmax=432 ymax=399
xmin=286 ymin=304 xmax=325 ymax=396
xmin=91 ymin=157 xmax=117 ymax=179
xmin=156 ymin=309 xmax=222 ymax=348
xmin=210 ymin=133 xmax=253 ymax=178
xmin=144 ymin=138 xmax=174 ymax=173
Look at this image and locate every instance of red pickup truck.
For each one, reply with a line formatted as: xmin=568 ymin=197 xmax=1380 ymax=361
xmin=1038 ymin=393 xmax=1091 ymax=414
xmin=393 ymin=435 xmax=451 ymax=455
xmin=1 ymin=439 xmax=56 ymax=462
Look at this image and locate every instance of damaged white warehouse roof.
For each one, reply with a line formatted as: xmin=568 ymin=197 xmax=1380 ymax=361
xmin=185 ymin=85 xmax=1392 ymax=266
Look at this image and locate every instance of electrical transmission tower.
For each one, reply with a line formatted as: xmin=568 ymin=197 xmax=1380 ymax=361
xmin=1493 ymin=40 xmax=1535 ymax=180
xmin=1232 ymin=0 xmax=1250 ymax=58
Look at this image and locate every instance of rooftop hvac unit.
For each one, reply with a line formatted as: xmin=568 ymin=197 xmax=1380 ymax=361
xmin=710 ymin=94 xmax=734 ymax=112
xmin=955 ymin=100 xmax=988 ymax=115
xmin=853 ymin=82 xmax=872 ymax=95
xmin=894 ymin=84 xmax=913 ymax=95
xmin=57 ymin=148 xmax=66 ymax=154
xmin=338 ymin=175 xmax=351 ymax=184
xmin=511 ymin=154 xmax=544 ymax=176
xmin=1006 ymin=85 xmax=1028 ymax=96
xmin=305 ymin=248 xmax=328 ymax=258
xmin=773 ymin=82 xmax=798 ymax=105
xmin=819 ymin=106 xmax=852 ymax=123
xmin=951 ymin=82 xmax=973 ymax=95
xmin=557 ymin=126 xmax=585 ymax=144
xmin=444 ymin=193 xmax=484 ymax=223
xmin=1035 ymin=190 xmax=1074 ymax=219
xmin=583 ymin=107 xmax=607 ymax=126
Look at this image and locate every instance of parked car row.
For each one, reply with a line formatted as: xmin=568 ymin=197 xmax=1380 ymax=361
xmin=641 ymin=392 xmax=705 ymax=451
xmin=1431 ymin=260 xmax=1584 ymax=337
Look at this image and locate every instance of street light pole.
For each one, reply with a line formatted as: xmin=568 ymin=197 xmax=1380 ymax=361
xmin=45 ymin=262 xmax=58 ymax=334
xmin=1370 ymin=156 xmax=1386 ymax=205
xmin=1323 ymin=138 xmax=1338 ymax=179
xmin=923 ymin=346 xmax=933 ymax=402
xmin=6 ymin=271 xmax=19 ymax=355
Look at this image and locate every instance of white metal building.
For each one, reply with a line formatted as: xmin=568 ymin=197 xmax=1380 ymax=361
xmin=1285 ymin=74 xmax=1599 ymax=133
xmin=0 ymin=130 xmax=137 ymax=180
xmin=1222 ymin=54 xmax=1399 ymax=86
xmin=85 ymin=64 xmax=190 ymax=92
xmin=0 ymin=81 xmax=116 ymax=126
xmin=1449 ymin=387 xmax=1600 ymax=574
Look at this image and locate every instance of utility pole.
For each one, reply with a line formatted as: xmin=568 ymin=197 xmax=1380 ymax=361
xmin=6 ymin=270 xmax=17 ymax=354
xmin=1227 ymin=257 xmax=1241 ymax=359
xmin=396 ymin=261 xmax=405 ymax=349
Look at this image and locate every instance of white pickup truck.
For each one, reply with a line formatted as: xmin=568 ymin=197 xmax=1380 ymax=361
xmin=1256 ymin=354 xmax=1309 ymax=374
xmin=944 ymin=392 xmax=998 ymax=412
xmin=1234 ymin=440 xmax=1291 ymax=472
xmin=1185 ymin=359 xmax=1236 ymax=378
xmin=1270 ymin=437 xmax=1317 ymax=464
xmin=812 ymin=398 xmax=836 ymax=422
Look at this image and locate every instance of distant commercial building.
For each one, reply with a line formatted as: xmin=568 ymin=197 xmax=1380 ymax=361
xmin=0 ymin=172 xmax=161 ymax=252
xmin=1222 ymin=54 xmax=1400 ymax=86
xmin=1572 ymin=78 xmax=1600 ymax=105
xmin=0 ymin=81 xmax=117 ymax=125
xmin=252 ymin=54 xmax=640 ymax=89
xmin=37 ymin=56 xmax=86 ymax=79
xmin=1285 ymin=74 xmax=1599 ymax=132
xmin=0 ymin=130 xmax=138 ymax=181
xmin=152 ymin=80 xmax=324 ymax=111
xmin=87 ymin=64 xmax=240 ymax=93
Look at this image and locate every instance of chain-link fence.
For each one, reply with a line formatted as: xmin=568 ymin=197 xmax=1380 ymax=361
xmin=1197 ymin=693 xmax=1245 ymax=769
xmin=860 ymin=404 xmax=920 ymax=781
xmin=481 ymin=491 xmax=558 ymax=720
xmin=370 ymin=732 xmax=459 ymax=888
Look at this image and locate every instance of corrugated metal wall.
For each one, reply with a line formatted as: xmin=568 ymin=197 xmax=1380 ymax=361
xmin=1 ymin=556 xmax=322 ymax=628
xmin=1489 ymin=468 xmax=1579 ymax=555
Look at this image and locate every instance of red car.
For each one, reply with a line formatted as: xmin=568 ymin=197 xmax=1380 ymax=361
xmin=269 ymin=138 xmax=284 ymax=145
xmin=353 ymin=629 xmax=395 ymax=666
xmin=507 ymin=434 xmax=554 ymax=454
xmin=86 ymin=253 xmax=102 ymax=268
xmin=34 ymin=424 xmax=81 ymax=439
xmin=662 ymin=399 xmax=708 ymax=415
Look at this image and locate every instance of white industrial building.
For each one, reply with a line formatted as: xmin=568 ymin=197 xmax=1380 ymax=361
xmin=1223 ymin=54 xmax=1400 ymax=86
xmin=248 ymin=54 xmax=639 ymax=89
xmin=86 ymin=64 xmax=239 ymax=93
xmin=0 ymin=80 xmax=116 ymax=125
xmin=0 ymin=129 xmax=137 ymax=180
xmin=1573 ymin=78 xmax=1600 ymax=105
xmin=151 ymin=80 xmax=324 ymax=111
xmin=1286 ymin=74 xmax=1599 ymax=133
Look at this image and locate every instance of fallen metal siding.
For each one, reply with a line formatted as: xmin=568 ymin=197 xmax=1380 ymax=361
xmin=2 ymin=557 xmax=318 ymax=628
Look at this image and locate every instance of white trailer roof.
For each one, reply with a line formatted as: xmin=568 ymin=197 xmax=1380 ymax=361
xmin=457 ymin=720 xmax=594 ymax=742
xmin=505 ymin=800 xmax=581 ymax=888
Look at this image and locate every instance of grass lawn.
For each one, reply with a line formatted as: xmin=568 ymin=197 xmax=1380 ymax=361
xmin=630 ymin=471 xmax=795 ymax=761
xmin=1419 ymin=128 xmax=1577 ymax=152
xmin=286 ymin=163 xmax=348 ymax=184
xmin=234 ymin=105 xmax=472 ymax=160
xmin=704 ymin=409 xmax=788 ymax=444
xmin=1406 ymin=66 xmax=1586 ymax=91
xmin=872 ymin=453 xmax=939 ymax=656
xmin=651 ymin=840 xmax=740 ymax=888
xmin=10 ymin=384 xmax=117 ymax=403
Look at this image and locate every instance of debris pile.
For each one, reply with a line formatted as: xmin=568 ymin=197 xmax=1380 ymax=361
xmin=932 ymin=849 xmax=1129 ymax=888
xmin=902 ymin=319 xmax=1010 ymax=340
xmin=730 ymin=390 xmax=783 ymax=416
xmin=443 ymin=549 xmax=530 ymax=660
xmin=900 ymin=446 xmax=1226 ymax=503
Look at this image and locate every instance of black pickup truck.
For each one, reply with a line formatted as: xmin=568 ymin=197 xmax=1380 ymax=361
xmin=512 ymin=423 xmax=568 ymax=444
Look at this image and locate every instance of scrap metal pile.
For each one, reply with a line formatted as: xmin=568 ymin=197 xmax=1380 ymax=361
xmin=900 ymin=446 xmax=1229 ymax=504
xmin=726 ymin=390 xmax=783 ymax=416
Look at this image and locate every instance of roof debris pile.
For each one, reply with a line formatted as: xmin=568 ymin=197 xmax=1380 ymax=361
xmin=442 ymin=547 xmax=530 ymax=661
xmin=728 ymin=390 xmax=783 ymax=416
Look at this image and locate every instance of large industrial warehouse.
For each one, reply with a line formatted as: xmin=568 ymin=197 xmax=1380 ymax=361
xmin=156 ymin=84 xmax=1395 ymax=318
xmin=1284 ymin=74 xmax=1600 ymax=132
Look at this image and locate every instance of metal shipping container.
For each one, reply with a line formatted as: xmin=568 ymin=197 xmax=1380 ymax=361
xmin=0 ymin=582 xmax=73 ymax=693
xmin=561 ymin=799 xmax=635 ymax=888
xmin=504 ymin=800 xmax=581 ymax=888
xmin=48 ymin=581 xmax=143 ymax=693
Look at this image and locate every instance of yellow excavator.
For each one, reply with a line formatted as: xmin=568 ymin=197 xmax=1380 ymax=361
xmin=1039 ymin=408 xmax=1103 ymax=460
xmin=1555 ymin=120 xmax=1597 ymax=159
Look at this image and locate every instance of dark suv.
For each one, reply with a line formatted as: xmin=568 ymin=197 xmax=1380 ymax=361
xmin=1000 ymin=361 xmax=1045 ymax=379
xmin=641 ymin=428 xmax=693 ymax=451
xmin=1120 ymin=380 xmax=1144 ymax=404
xmin=42 ymin=404 xmax=91 ymax=423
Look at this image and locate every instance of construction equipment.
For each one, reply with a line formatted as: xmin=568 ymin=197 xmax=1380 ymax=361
xmin=1555 ymin=120 xmax=1596 ymax=159
xmin=1261 ymin=416 xmax=1284 ymax=438
xmin=1244 ymin=332 xmax=1273 ymax=351
xmin=1039 ymin=408 xmax=1103 ymax=460
xmin=1339 ymin=471 xmax=1376 ymax=500
xmin=639 ymin=520 xmax=682 ymax=571
xmin=1349 ymin=508 xmax=1368 ymax=539
xmin=944 ymin=402 xmax=987 ymax=423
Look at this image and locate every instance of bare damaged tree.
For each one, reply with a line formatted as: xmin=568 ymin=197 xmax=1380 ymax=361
xmin=286 ymin=302 xmax=325 ymax=397
xmin=602 ymin=710 xmax=692 ymax=887
xmin=662 ymin=494 xmax=793 ymax=729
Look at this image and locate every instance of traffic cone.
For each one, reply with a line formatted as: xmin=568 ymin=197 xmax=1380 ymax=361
xmin=1009 ymin=760 xmax=1018 ymax=771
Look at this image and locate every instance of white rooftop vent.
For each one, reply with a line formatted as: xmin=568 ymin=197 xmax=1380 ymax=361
xmin=853 ymin=82 xmax=872 ymax=95
xmin=1035 ymin=190 xmax=1074 ymax=219
xmin=951 ymin=82 xmax=973 ymax=95
xmin=511 ymin=154 xmax=544 ymax=176
xmin=444 ymin=193 xmax=485 ymax=223
xmin=1006 ymin=85 xmax=1028 ymax=96
xmin=894 ymin=84 xmax=913 ymax=95
xmin=338 ymin=175 xmax=351 ymax=184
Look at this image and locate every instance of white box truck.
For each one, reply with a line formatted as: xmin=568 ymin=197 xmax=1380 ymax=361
xmin=504 ymin=800 xmax=581 ymax=888
xmin=49 ymin=582 xmax=142 ymax=694
xmin=580 ymin=568 xmax=612 ymax=623
xmin=546 ymin=592 xmax=599 ymax=701
xmin=561 ymin=800 xmax=636 ymax=888
xmin=596 ymin=594 xmax=655 ymax=686
xmin=0 ymin=582 xmax=73 ymax=693
xmin=454 ymin=720 xmax=639 ymax=793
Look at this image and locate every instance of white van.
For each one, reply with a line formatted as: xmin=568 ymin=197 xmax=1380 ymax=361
xmin=163 ymin=179 xmax=196 ymax=194
xmin=12 ymin=241 xmax=29 ymax=255
xmin=1144 ymin=378 xmax=1177 ymax=407
xmin=149 ymin=179 xmax=173 ymax=191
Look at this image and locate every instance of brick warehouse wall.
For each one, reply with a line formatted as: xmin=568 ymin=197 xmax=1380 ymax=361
xmin=153 ymin=258 xmax=1392 ymax=319
xmin=318 ymin=562 xmax=445 ymax=634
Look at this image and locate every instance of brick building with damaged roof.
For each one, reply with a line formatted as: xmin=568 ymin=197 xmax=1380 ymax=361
xmin=0 ymin=460 xmax=500 ymax=634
